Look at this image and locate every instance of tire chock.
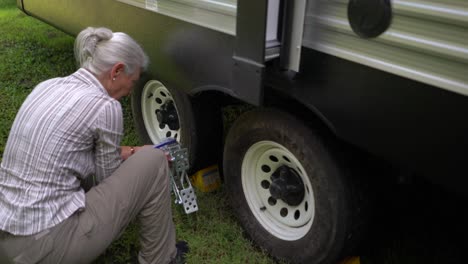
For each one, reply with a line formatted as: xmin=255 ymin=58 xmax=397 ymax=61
xmin=191 ymin=165 xmax=221 ymax=193
xmin=339 ymin=256 xmax=360 ymax=264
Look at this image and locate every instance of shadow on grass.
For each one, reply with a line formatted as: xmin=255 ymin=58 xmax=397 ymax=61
xmin=361 ymin=178 xmax=467 ymax=264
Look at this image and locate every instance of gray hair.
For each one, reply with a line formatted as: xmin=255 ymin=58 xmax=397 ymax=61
xmin=74 ymin=27 xmax=149 ymax=75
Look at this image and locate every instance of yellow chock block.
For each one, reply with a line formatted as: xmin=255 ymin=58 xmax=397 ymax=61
xmin=190 ymin=165 xmax=221 ymax=192
xmin=339 ymin=256 xmax=360 ymax=264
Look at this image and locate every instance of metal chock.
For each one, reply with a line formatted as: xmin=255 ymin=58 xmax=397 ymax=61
xmin=155 ymin=138 xmax=198 ymax=214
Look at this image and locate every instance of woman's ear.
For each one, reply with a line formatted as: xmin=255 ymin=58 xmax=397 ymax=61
xmin=110 ymin=62 xmax=126 ymax=80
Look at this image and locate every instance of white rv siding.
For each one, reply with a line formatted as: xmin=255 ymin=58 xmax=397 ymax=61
xmin=304 ymin=0 xmax=468 ymax=96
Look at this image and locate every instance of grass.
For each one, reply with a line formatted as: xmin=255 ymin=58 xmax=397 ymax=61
xmin=0 ymin=0 xmax=276 ymax=263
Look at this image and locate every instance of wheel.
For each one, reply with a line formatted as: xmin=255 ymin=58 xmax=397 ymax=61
xmin=131 ymin=76 xmax=222 ymax=171
xmin=223 ymin=108 xmax=354 ymax=264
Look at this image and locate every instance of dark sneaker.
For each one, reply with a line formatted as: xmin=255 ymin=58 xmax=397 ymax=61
xmin=174 ymin=240 xmax=189 ymax=264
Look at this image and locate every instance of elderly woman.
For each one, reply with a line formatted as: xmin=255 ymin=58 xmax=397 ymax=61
xmin=0 ymin=27 xmax=185 ymax=264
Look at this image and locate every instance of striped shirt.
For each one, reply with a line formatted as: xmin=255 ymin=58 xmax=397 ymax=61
xmin=0 ymin=68 xmax=123 ymax=235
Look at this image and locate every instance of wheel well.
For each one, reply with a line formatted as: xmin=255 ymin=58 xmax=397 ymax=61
xmin=263 ymin=87 xmax=337 ymax=140
xmin=263 ymin=86 xmax=394 ymax=177
xmin=191 ymin=90 xmax=239 ymax=108
xmin=192 ymin=88 xmax=339 ymax=143
xmin=193 ymin=87 xmax=398 ymax=184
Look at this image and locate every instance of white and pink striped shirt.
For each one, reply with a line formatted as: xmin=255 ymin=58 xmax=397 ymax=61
xmin=0 ymin=68 xmax=123 ymax=235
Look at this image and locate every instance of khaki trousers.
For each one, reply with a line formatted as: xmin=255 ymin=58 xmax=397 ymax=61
xmin=0 ymin=146 xmax=177 ymax=264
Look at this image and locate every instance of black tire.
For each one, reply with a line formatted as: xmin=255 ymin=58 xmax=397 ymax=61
xmin=223 ymin=108 xmax=354 ymax=264
xmin=131 ymin=75 xmax=222 ymax=171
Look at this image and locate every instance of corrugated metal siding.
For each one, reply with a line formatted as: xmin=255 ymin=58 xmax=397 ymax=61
xmin=304 ymin=0 xmax=468 ymax=96
xmin=117 ymin=0 xmax=237 ymax=35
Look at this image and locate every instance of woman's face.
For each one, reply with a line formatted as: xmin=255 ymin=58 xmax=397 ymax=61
xmin=119 ymin=69 xmax=141 ymax=97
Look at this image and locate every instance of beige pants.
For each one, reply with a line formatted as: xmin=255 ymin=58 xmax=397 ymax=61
xmin=0 ymin=146 xmax=177 ymax=264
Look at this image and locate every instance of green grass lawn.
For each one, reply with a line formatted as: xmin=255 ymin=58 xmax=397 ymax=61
xmin=0 ymin=0 xmax=277 ymax=263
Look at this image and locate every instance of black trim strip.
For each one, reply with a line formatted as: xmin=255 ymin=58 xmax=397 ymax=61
xmin=230 ymin=0 xmax=268 ymax=105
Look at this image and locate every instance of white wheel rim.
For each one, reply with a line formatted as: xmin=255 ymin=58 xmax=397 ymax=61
xmin=242 ymin=141 xmax=315 ymax=241
xmin=141 ymin=80 xmax=181 ymax=143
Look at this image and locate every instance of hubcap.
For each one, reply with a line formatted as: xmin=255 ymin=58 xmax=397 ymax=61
xmin=269 ymin=166 xmax=305 ymax=206
xmin=155 ymin=100 xmax=180 ymax=130
xmin=141 ymin=81 xmax=181 ymax=143
xmin=242 ymin=141 xmax=315 ymax=241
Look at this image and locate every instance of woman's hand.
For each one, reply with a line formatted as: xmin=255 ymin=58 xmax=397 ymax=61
xmin=121 ymin=145 xmax=157 ymax=160
xmin=120 ymin=146 xmax=135 ymax=160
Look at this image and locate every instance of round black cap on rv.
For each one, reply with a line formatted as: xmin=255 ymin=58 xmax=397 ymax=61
xmin=348 ymin=0 xmax=392 ymax=38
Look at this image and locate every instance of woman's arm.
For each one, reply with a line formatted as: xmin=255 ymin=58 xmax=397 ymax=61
xmin=93 ymin=101 xmax=124 ymax=182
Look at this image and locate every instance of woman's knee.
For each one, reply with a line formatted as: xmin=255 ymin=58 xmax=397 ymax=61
xmin=136 ymin=147 xmax=169 ymax=182
xmin=139 ymin=146 xmax=167 ymax=165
